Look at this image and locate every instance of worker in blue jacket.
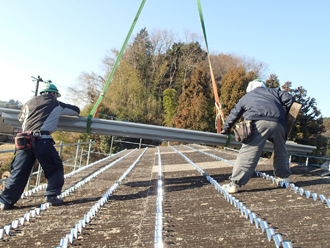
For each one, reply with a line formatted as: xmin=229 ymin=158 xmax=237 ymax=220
xmin=0 ymin=83 xmax=80 ymax=210
xmin=221 ymin=79 xmax=295 ymax=193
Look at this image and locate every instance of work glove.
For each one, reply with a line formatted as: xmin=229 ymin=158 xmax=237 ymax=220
xmin=220 ymin=130 xmax=228 ymax=134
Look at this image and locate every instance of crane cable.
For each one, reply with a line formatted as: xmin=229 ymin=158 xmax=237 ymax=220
xmin=196 ymin=0 xmax=225 ymax=133
xmin=86 ymin=0 xmax=146 ymax=134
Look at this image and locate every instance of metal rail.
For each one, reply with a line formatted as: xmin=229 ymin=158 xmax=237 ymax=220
xmin=171 ymin=145 xmax=293 ymax=248
xmin=154 ymin=147 xmax=163 ymax=247
xmin=58 ymin=148 xmax=145 ymax=247
xmin=0 ymin=149 xmax=137 ymax=242
xmin=0 ymin=108 xmax=316 ymax=154
xmin=185 ymin=144 xmax=330 ymax=211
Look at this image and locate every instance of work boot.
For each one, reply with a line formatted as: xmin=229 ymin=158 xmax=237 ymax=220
xmin=276 ymin=177 xmax=290 ymax=185
xmin=222 ymin=182 xmax=239 ymax=194
xmin=0 ymin=202 xmax=13 ymax=211
xmin=45 ymin=196 xmax=64 ymax=206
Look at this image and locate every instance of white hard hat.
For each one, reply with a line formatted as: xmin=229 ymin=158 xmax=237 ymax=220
xmin=246 ymin=79 xmax=266 ymax=93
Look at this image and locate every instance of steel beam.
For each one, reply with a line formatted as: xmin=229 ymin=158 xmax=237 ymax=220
xmin=0 ymin=108 xmax=316 ymax=154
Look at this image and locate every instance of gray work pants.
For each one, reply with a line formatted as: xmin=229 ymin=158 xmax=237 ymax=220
xmin=230 ymin=120 xmax=291 ymax=187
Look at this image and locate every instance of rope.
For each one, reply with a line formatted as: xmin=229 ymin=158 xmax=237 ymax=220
xmin=215 ymin=101 xmax=231 ymax=147
xmin=197 ymin=0 xmax=225 ymax=133
xmin=215 ymin=101 xmax=225 ymax=125
xmin=86 ymin=0 xmax=146 ymax=133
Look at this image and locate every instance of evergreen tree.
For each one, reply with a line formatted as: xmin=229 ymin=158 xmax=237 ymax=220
xmin=103 ymin=57 xmax=163 ymax=125
xmin=58 ymin=28 xmax=279 ymax=155
xmin=163 ymin=88 xmax=178 ymax=127
xmin=126 ymin=28 xmax=153 ymax=89
xmin=265 ymin=74 xmax=280 ymax=88
xmin=165 ymin=42 xmax=183 ymax=87
xmin=173 ymin=63 xmax=214 ymax=132
xmin=164 ymin=42 xmax=206 ymax=94
xmin=219 ymin=65 xmax=257 ymax=117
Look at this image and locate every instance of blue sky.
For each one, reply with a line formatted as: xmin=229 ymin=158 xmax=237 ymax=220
xmin=1 ymin=1 xmax=329 ymax=117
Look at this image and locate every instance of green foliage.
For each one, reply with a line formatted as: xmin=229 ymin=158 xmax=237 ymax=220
xmin=100 ymin=135 xmax=112 ymax=154
xmin=67 ymin=28 xmax=278 ymax=153
xmin=104 ymin=61 xmax=141 ymax=120
xmin=127 ymin=28 xmax=153 ymax=88
xmin=163 ymin=88 xmax=178 ymax=127
xmin=64 ymin=28 xmax=328 ymax=160
xmin=151 ymin=61 xmax=168 ymax=99
xmin=104 ymin=49 xmax=164 ymax=125
xmin=219 ymin=65 xmax=257 ymax=117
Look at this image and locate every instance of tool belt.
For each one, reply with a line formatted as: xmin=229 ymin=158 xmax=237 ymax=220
xmin=233 ymin=120 xmax=252 ymax=144
xmin=14 ymin=131 xmax=50 ymax=150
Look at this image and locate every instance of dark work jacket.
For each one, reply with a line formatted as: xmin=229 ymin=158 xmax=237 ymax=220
xmin=18 ymin=94 xmax=80 ymax=139
xmin=222 ymin=87 xmax=295 ymax=133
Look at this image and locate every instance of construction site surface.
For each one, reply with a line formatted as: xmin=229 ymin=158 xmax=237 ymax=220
xmin=1 ymin=145 xmax=329 ymax=247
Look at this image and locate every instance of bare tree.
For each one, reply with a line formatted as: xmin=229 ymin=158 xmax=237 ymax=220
xmin=181 ymin=28 xmax=203 ymax=45
xmin=209 ymin=52 xmax=240 ymax=83
xmin=101 ymin=48 xmax=119 ymax=77
xmin=67 ymin=71 xmax=104 ymax=108
xmin=235 ymin=54 xmax=269 ymax=79
xmin=150 ymin=28 xmax=177 ymax=56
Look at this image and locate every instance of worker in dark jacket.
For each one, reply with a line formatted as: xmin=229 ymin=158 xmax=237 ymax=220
xmin=221 ymin=79 xmax=295 ymax=193
xmin=0 ymin=83 xmax=80 ymax=210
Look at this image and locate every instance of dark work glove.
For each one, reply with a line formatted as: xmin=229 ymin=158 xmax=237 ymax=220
xmin=220 ymin=130 xmax=228 ymax=134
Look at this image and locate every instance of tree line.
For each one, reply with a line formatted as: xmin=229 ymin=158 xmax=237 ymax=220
xmin=62 ymin=28 xmax=329 ymax=159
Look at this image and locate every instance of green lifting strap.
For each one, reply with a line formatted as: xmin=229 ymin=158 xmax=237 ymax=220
xmin=196 ymin=0 xmax=209 ymax=50
xmin=86 ymin=0 xmax=146 ymax=134
xmin=224 ymin=134 xmax=231 ymax=147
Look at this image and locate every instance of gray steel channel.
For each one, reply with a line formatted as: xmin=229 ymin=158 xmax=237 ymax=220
xmin=0 ymin=108 xmax=316 ymax=154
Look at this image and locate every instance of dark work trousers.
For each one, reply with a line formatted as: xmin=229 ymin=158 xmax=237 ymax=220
xmin=230 ymin=120 xmax=291 ymax=187
xmin=0 ymin=139 xmax=64 ymax=206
